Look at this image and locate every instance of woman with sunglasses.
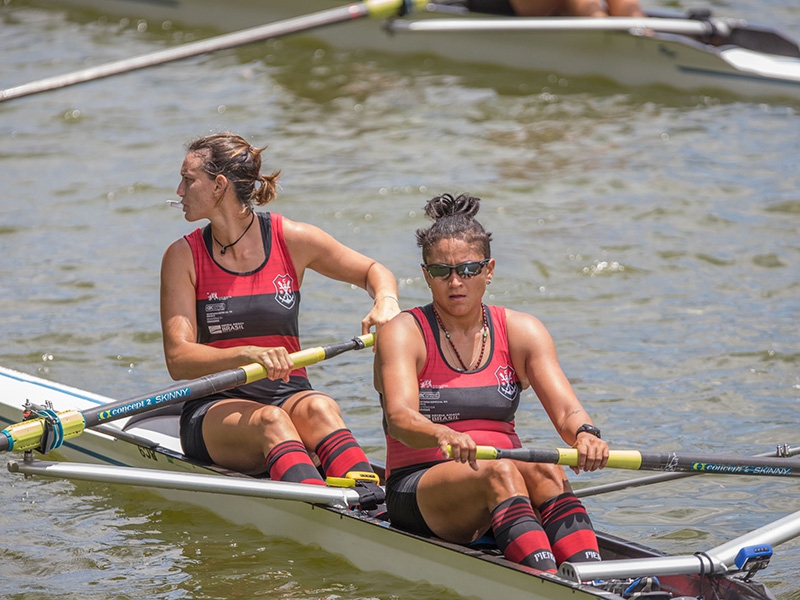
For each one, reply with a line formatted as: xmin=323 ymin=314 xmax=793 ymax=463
xmin=374 ymin=193 xmax=608 ymax=572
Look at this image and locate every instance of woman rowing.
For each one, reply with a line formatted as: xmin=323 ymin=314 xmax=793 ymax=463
xmin=161 ymin=131 xmax=400 ymax=485
xmin=374 ymin=193 xmax=608 ymax=572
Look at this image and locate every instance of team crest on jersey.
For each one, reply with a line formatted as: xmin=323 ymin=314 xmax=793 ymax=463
xmin=273 ymin=274 xmax=296 ymax=309
xmin=495 ymin=365 xmax=517 ymax=401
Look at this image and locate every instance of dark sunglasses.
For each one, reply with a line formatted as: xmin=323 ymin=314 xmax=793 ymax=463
xmin=422 ymin=259 xmax=490 ymax=280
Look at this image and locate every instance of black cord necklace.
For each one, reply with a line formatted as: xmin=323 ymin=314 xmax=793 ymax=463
xmin=214 ymin=212 xmax=255 ymax=255
xmin=432 ymin=303 xmax=489 ymax=372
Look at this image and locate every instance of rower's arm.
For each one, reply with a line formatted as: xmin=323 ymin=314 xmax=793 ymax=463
xmin=160 ymin=238 xmax=288 ymax=380
xmin=376 ymin=313 xmax=473 ymax=461
xmin=506 ymin=308 xmax=607 ymax=471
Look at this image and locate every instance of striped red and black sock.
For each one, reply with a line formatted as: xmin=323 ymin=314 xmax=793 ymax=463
xmin=539 ymin=492 xmax=601 ymax=564
xmin=490 ymin=496 xmax=557 ymax=573
xmin=266 ymin=440 xmax=326 ymax=486
xmin=314 ymin=428 xmax=372 ymax=478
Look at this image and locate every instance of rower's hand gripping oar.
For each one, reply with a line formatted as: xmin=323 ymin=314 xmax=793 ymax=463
xmin=0 ymin=0 xmax=429 ymax=102
xmin=463 ymin=446 xmax=800 ymax=478
xmin=0 ymin=333 xmax=374 ymax=453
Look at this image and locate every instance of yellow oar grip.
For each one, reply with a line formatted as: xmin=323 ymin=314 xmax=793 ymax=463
xmin=289 ymin=347 xmax=329 ymax=369
xmin=240 ymin=353 xmax=324 ymax=381
xmin=475 ymin=446 xmax=499 ymax=460
xmin=606 ymin=450 xmax=643 ymax=470
xmin=241 ymin=363 xmax=268 ymax=383
xmin=240 ymin=348 xmax=328 ymax=380
xmin=555 ymin=448 xmax=643 ymax=470
xmin=360 ymin=332 xmax=376 ymax=347
xmin=241 ymin=333 xmax=376 ymax=382
xmin=447 ymin=445 xmax=499 ymax=460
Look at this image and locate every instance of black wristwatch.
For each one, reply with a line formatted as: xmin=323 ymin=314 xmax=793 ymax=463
xmin=575 ymin=424 xmax=601 ymax=439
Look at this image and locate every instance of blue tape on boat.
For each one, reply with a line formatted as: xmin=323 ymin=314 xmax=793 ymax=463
xmin=39 ymin=408 xmax=65 ymax=451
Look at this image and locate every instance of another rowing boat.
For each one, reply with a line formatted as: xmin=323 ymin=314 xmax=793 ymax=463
xmin=1 ymin=363 xmax=796 ymax=600
xmin=20 ymin=0 xmax=800 ymax=101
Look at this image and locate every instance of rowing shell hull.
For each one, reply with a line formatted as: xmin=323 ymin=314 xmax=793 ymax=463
xmin=24 ymin=0 xmax=800 ymax=101
xmin=0 ymin=365 xmax=776 ymax=600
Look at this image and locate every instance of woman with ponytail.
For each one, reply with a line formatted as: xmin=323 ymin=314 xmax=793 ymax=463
xmin=375 ymin=193 xmax=607 ymax=572
xmin=161 ymin=132 xmax=399 ymax=484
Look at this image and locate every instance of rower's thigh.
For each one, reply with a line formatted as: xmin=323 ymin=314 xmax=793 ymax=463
xmin=203 ymin=400 xmax=295 ymax=473
xmin=416 ymin=459 xmax=527 ymax=544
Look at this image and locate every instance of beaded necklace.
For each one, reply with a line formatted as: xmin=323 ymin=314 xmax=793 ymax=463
xmin=432 ymin=303 xmax=489 ymax=372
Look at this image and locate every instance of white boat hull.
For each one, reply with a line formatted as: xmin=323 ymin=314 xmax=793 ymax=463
xmin=0 ymin=366 xmax=596 ymax=600
xmin=24 ymin=0 xmax=800 ymax=101
xmin=0 ymin=365 xmax=781 ymax=600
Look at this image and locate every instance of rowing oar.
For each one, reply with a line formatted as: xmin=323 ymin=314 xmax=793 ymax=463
xmin=387 ymin=15 xmax=800 ymax=59
xmin=576 ymin=444 xmax=800 ymax=498
xmin=386 ymin=16 xmax=720 ymax=36
xmin=0 ymin=0 xmax=428 ymax=102
xmin=468 ymin=446 xmax=800 ymax=478
xmin=0 ymin=333 xmax=374 ymax=453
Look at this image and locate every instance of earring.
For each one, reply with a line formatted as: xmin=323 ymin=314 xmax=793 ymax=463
xmin=486 ymin=279 xmax=492 ymax=286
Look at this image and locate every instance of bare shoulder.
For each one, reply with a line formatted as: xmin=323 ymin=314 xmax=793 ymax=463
xmin=281 ymin=215 xmax=330 ymax=243
xmin=161 ymin=236 xmax=192 ymax=268
xmin=381 ymin=311 xmax=420 ymax=341
xmin=378 ymin=311 xmax=424 ymax=355
xmin=503 ymin=306 xmax=556 ymax=357
xmin=281 ymin=215 xmax=342 ymax=261
xmin=503 ymin=306 xmax=548 ymax=335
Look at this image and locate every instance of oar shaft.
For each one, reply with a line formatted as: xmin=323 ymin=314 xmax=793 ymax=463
xmin=82 ymin=369 xmax=246 ymax=426
xmin=83 ymin=333 xmax=373 ymax=426
xmin=0 ymin=333 xmax=373 ymax=453
xmin=0 ymin=0 xmax=428 ymax=102
xmin=480 ymin=446 xmax=800 ymax=478
xmin=577 ymin=444 xmax=800 ymax=497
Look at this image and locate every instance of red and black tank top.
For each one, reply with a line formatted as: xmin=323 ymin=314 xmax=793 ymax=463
xmin=384 ymin=304 xmax=523 ymax=477
xmin=185 ymin=212 xmax=309 ymax=400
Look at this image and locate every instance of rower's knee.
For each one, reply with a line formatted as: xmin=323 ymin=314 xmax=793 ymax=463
xmin=252 ymin=404 xmax=296 ymax=439
xmin=481 ymin=459 xmax=528 ymax=505
xmin=288 ymin=392 xmax=343 ymax=424
xmin=535 ymin=463 xmax=567 ymax=485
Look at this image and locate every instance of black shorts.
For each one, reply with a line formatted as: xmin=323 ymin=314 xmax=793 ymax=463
xmin=179 ymin=376 xmax=314 ymax=464
xmin=466 ymin=0 xmax=515 ymax=15
xmin=386 ymin=464 xmax=438 ymax=538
